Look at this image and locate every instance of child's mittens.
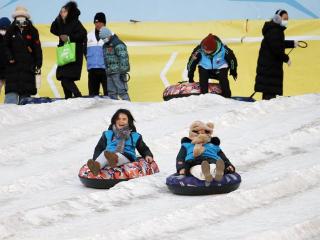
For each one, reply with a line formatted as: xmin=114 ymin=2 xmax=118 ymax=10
xmin=193 ymin=144 xmax=205 ymax=158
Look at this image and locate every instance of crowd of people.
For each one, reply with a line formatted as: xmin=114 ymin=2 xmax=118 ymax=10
xmin=0 ymin=1 xmax=298 ymax=103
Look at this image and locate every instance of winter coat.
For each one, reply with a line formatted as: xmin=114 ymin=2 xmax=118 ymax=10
xmin=92 ymin=130 xmax=153 ymax=162
xmin=102 ymin=34 xmax=130 ymax=75
xmin=176 ymin=137 xmax=234 ymax=172
xmin=255 ymin=21 xmax=295 ymax=95
xmin=50 ymin=7 xmax=87 ymax=81
xmin=0 ymin=34 xmax=7 ymax=79
xmin=86 ymin=29 xmax=105 ymax=70
xmin=4 ymin=22 xmax=42 ymax=95
xmin=187 ymin=36 xmax=237 ymax=81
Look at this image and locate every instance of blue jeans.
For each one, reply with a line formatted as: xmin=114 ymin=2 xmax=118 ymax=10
xmin=4 ymin=92 xmax=19 ymax=104
xmin=107 ymin=73 xmax=130 ymax=101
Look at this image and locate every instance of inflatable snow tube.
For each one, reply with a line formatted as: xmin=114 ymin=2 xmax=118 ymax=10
xmin=166 ymin=172 xmax=241 ymax=195
xmin=79 ymin=158 xmax=160 ymax=189
xmin=163 ymin=82 xmax=222 ymax=101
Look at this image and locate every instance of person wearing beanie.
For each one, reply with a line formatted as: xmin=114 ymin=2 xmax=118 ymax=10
xmin=0 ymin=17 xmax=11 ymax=96
xmin=86 ymin=12 xmax=108 ymax=96
xmin=50 ymin=1 xmax=87 ymax=99
xmin=187 ymin=33 xmax=238 ymax=98
xmin=254 ymin=9 xmax=297 ymax=100
xmin=2 ymin=6 xmax=43 ymax=104
xmin=99 ymin=27 xmax=131 ymax=101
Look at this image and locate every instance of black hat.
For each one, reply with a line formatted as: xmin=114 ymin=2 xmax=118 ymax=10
xmin=94 ymin=12 xmax=106 ymax=24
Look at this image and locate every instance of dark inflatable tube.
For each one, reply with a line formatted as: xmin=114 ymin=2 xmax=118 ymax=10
xmin=163 ymin=82 xmax=221 ymax=101
xmin=79 ymin=158 xmax=160 ymax=189
xmin=166 ymin=172 xmax=241 ymax=195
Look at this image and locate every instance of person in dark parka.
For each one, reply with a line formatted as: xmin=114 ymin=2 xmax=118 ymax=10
xmin=255 ymin=9 xmax=297 ymax=100
xmin=0 ymin=17 xmax=11 ymax=95
xmin=50 ymin=1 xmax=87 ymax=99
xmin=3 ymin=6 xmax=42 ymax=103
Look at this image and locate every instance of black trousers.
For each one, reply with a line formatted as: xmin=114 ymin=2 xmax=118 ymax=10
xmin=184 ymin=158 xmax=217 ymax=175
xmin=198 ymin=67 xmax=231 ymax=98
xmin=61 ymin=78 xmax=82 ymax=99
xmin=88 ymin=69 xmax=108 ymax=96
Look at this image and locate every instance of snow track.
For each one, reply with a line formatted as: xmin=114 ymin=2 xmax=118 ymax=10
xmin=0 ymin=94 xmax=319 ymax=240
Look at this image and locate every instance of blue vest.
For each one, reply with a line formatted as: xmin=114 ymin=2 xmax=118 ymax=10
xmin=104 ymin=130 xmax=140 ymax=161
xmin=199 ymin=46 xmax=227 ymax=70
xmin=182 ymin=142 xmax=221 ymax=161
xmin=86 ymin=31 xmax=106 ymax=70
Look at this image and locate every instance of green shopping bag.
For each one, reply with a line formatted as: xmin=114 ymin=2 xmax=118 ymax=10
xmin=56 ymin=41 xmax=76 ymax=66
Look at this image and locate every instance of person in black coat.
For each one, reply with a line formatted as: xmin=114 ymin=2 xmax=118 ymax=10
xmin=3 ymin=6 xmax=42 ymax=103
xmin=255 ymin=9 xmax=297 ymax=100
xmin=0 ymin=17 xmax=11 ymax=95
xmin=50 ymin=1 xmax=87 ymax=99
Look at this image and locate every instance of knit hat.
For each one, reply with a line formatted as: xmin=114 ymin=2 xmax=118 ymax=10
xmin=0 ymin=17 xmax=11 ymax=29
xmin=12 ymin=6 xmax=30 ymax=19
xmin=201 ymin=34 xmax=217 ymax=52
xmin=99 ymin=27 xmax=112 ymax=40
xmin=94 ymin=12 xmax=106 ymax=24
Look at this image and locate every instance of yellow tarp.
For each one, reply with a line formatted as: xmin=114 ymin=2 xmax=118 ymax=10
xmin=1 ymin=19 xmax=319 ymax=102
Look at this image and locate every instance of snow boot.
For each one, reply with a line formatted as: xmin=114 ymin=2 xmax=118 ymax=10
xmin=87 ymin=159 xmax=101 ymax=176
xmin=214 ymin=159 xmax=225 ymax=182
xmin=201 ymin=160 xmax=213 ymax=185
xmin=104 ymin=151 xmax=118 ymax=168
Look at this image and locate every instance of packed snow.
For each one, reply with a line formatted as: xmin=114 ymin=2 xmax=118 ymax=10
xmin=0 ymin=94 xmax=320 ymax=240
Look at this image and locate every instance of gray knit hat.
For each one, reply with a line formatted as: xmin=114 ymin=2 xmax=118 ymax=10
xmin=99 ymin=27 xmax=112 ymax=40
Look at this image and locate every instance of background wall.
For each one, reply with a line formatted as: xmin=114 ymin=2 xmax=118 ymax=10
xmin=0 ymin=0 xmax=319 ymax=102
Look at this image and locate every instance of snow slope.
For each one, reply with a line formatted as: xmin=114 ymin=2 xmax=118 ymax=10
xmin=0 ymin=94 xmax=320 ymax=240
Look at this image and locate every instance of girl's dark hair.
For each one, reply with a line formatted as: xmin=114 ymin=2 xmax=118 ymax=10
xmin=109 ymin=109 xmax=136 ymax=131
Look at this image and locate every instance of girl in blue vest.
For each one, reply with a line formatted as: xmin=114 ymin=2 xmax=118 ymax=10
xmin=176 ymin=121 xmax=235 ymax=183
xmin=87 ymin=109 xmax=154 ymax=176
xmin=187 ymin=34 xmax=238 ymax=98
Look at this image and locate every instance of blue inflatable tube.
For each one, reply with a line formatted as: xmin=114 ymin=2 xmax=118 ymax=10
xmin=166 ymin=172 xmax=241 ymax=195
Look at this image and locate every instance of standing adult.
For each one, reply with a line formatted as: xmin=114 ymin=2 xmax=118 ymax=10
xmin=254 ymin=9 xmax=297 ymax=100
xmin=3 ymin=7 xmax=42 ymax=104
xmin=50 ymin=1 xmax=87 ymax=99
xmin=86 ymin=12 xmax=108 ymax=96
xmin=0 ymin=17 xmax=11 ymax=96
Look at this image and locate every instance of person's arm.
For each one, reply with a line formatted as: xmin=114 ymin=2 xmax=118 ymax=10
xmin=224 ymin=45 xmax=238 ymax=80
xmin=284 ymin=40 xmax=295 ymax=49
xmin=115 ymin=43 xmax=130 ymax=74
xmin=176 ymin=146 xmax=187 ymax=174
xmin=50 ymin=17 xmax=60 ymax=37
xmin=187 ymin=45 xmax=201 ymax=82
xmin=31 ymin=27 xmax=43 ymax=69
xmin=93 ymin=134 xmax=107 ymax=160
xmin=218 ymin=150 xmax=235 ymax=173
xmin=136 ymin=135 xmax=153 ymax=159
xmin=3 ymin=26 xmax=14 ymax=62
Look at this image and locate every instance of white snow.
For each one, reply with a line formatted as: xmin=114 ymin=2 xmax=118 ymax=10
xmin=0 ymin=94 xmax=320 ymax=240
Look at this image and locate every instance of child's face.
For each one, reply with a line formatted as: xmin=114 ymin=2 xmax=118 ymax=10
xmin=115 ymin=113 xmax=129 ymax=129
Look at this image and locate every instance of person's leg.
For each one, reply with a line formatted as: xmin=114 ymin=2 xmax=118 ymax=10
xmin=114 ymin=74 xmax=130 ymax=101
xmin=88 ymin=70 xmax=100 ymax=96
xmin=216 ymin=68 xmax=231 ymax=98
xmin=97 ymin=69 xmax=108 ymax=96
xmin=198 ymin=67 xmax=210 ymax=94
xmin=107 ymin=74 xmax=118 ymax=99
xmin=61 ymin=79 xmax=73 ymax=99
xmin=4 ymin=92 xmax=19 ymax=104
xmin=62 ymin=78 xmax=82 ymax=98
xmin=262 ymin=93 xmax=276 ymax=100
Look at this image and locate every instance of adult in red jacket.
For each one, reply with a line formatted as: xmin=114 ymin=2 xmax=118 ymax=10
xmin=255 ymin=9 xmax=297 ymax=100
xmin=50 ymin=1 xmax=87 ymax=99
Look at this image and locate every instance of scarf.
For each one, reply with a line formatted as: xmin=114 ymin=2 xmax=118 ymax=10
xmin=112 ymin=124 xmax=132 ymax=153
